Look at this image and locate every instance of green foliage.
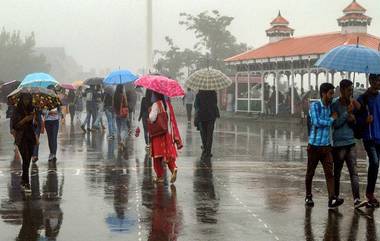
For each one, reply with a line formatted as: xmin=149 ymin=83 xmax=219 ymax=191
xmin=0 ymin=28 xmax=50 ymax=82
xmin=154 ymin=10 xmax=248 ymax=79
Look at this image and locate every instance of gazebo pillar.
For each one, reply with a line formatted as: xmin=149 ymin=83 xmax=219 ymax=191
xmin=308 ymin=68 xmax=311 ymax=90
xmin=261 ymin=71 xmax=265 ymax=114
xmin=247 ymin=71 xmax=251 ymax=113
xmin=300 ymin=73 xmax=304 ymax=94
xmin=275 ymin=71 xmax=279 ymax=115
xmin=331 ymin=72 xmax=335 ymax=87
xmin=316 ymin=72 xmax=319 ymax=89
xmin=325 ymin=69 xmax=330 ymax=83
xmin=291 ymin=69 xmax=295 ymax=115
xmin=234 ymin=72 xmax=239 ymax=112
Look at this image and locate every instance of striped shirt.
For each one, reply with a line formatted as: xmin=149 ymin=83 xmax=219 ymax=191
xmin=308 ymin=100 xmax=334 ymax=146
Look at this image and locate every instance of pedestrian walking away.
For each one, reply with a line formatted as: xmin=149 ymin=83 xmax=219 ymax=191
xmin=113 ymin=84 xmax=129 ymax=150
xmin=149 ymin=91 xmax=183 ymax=184
xmin=331 ymin=79 xmax=366 ymax=209
xmin=104 ymin=87 xmax=116 ymax=139
xmin=355 ymin=73 xmax=380 ymax=208
xmin=305 ymin=82 xmax=344 ymax=209
xmin=10 ymin=93 xmax=38 ymax=192
xmin=183 ymin=88 xmax=195 ymax=124
xmin=194 ymin=90 xmax=220 ymax=160
xmin=139 ymin=89 xmax=152 ymax=150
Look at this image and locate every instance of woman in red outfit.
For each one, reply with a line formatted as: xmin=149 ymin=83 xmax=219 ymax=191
xmin=149 ymin=91 xmax=182 ymax=183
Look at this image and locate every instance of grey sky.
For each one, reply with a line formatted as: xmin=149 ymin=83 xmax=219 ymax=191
xmin=1 ymin=0 xmax=379 ymax=73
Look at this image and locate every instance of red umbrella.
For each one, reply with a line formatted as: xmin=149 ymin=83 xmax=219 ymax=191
xmin=60 ymin=83 xmax=76 ymax=90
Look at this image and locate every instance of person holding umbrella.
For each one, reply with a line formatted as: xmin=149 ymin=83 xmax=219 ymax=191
xmin=10 ymin=93 xmax=38 ymax=192
xmin=113 ymin=85 xmax=129 ymax=150
xmin=81 ymin=85 xmax=97 ymax=133
xmin=103 ymin=86 xmax=116 ymax=140
xmin=67 ymin=89 xmax=76 ymax=125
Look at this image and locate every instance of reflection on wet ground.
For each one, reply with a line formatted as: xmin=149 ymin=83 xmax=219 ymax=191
xmin=0 ymin=117 xmax=378 ymax=240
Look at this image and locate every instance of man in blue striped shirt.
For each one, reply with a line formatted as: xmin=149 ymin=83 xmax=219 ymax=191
xmin=305 ymin=83 xmax=343 ymax=209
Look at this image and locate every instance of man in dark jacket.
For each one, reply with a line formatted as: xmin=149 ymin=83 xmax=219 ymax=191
xmin=356 ymin=74 xmax=380 ymax=208
xmin=194 ymin=90 xmax=220 ymax=159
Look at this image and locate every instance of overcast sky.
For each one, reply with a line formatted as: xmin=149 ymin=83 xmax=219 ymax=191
xmin=1 ymin=0 xmax=379 ymax=73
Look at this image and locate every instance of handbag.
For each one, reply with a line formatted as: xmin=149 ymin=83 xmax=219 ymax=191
xmin=119 ymin=96 xmax=129 ymax=118
xmin=148 ymin=101 xmax=168 ymax=137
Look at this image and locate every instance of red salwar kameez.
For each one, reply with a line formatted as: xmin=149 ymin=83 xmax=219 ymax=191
xmin=149 ymin=100 xmax=182 ymax=178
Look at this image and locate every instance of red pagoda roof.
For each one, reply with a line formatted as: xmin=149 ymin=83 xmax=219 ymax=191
xmin=266 ymin=25 xmax=294 ymax=33
xmin=270 ymin=11 xmax=289 ymax=25
xmin=225 ymin=32 xmax=380 ymax=62
xmin=338 ymin=13 xmax=371 ymax=22
xmin=343 ymin=0 xmax=366 ymax=13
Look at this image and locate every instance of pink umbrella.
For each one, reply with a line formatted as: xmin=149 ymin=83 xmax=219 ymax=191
xmin=60 ymin=83 xmax=76 ymax=90
xmin=134 ymin=75 xmax=185 ymax=97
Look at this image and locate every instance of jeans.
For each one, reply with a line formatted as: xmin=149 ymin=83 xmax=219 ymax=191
xmin=363 ymin=140 xmax=380 ymax=195
xmin=105 ymin=108 xmax=116 ymax=137
xmin=200 ymin=120 xmax=215 ymax=155
xmin=186 ymin=104 xmax=193 ymax=122
xmin=45 ymin=120 xmax=59 ymax=157
xmin=116 ymin=116 xmax=127 ymax=141
xmin=82 ymin=102 xmax=97 ymax=129
xmin=305 ymin=145 xmax=335 ymax=199
xmin=93 ymin=103 xmax=104 ymax=128
xmin=333 ymin=144 xmax=360 ymax=199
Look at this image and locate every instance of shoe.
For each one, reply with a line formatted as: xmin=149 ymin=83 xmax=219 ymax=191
xmin=366 ymin=193 xmax=380 ymax=208
xmin=32 ymin=156 xmax=39 ymax=163
xmin=20 ymin=182 xmax=31 ymax=193
xmin=328 ymin=197 xmax=344 ymax=209
xmin=354 ymin=199 xmax=367 ymax=209
xmin=86 ymin=128 xmax=92 ymax=132
xmin=305 ymin=195 xmax=314 ymax=207
xmin=80 ymin=125 xmax=86 ymax=133
xmin=170 ymin=168 xmax=178 ymax=184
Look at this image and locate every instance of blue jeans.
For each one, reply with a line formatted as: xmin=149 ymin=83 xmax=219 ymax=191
xmin=116 ymin=116 xmax=127 ymax=141
xmin=45 ymin=120 xmax=59 ymax=156
xmin=363 ymin=140 xmax=380 ymax=195
xmin=105 ymin=108 xmax=116 ymax=137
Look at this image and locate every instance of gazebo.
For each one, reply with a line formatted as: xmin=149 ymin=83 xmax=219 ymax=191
xmin=225 ymin=0 xmax=380 ymax=115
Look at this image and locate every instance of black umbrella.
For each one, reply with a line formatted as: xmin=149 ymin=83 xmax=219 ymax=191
xmin=0 ymin=80 xmax=21 ymax=103
xmin=84 ymin=77 xmax=104 ymax=86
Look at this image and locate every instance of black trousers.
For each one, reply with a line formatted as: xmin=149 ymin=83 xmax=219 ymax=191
xmin=200 ymin=120 xmax=215 ymax=155
xmin=18 ymin=140 xmax=35 ymax=184
xmin=186 ymin=104 xmax=193 ymax=122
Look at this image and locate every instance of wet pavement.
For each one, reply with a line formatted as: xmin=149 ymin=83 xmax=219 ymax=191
xmin=0 ymin=117 xmax=379 ymax=241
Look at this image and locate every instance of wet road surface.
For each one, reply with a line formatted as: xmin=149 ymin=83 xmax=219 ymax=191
xmin=0 ymin=117 xmax=379 ymax=241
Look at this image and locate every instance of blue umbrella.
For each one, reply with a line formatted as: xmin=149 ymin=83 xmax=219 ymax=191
xmin=103 ymin=70 xmax=138 ymax=85
xmin=315 ymin=44 xmax=380 ymax=74
xmin=20 ymin=73 xmax=59 ymax=88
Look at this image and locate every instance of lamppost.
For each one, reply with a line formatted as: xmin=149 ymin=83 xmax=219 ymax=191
xmin=146 ymin=0 xmax=153 ymax=73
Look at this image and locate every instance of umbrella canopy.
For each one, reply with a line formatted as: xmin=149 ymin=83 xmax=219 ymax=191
xmin=84 ymin=77 xmax=104 ymax=86
xmin=103 ymin=70 xmax=138 ymax=85
xmin=8 ymin=87 xmax=62 ymax=110
xmin=72 ymin=80 xmax=84 ymax=87
xmin=20 ymin=73 xmax=58 ymax=88
xmin=0 ymin=80 xmax=21 ymax=103
xmin=315 ymin=44 xmax=380 ymax=74
xmin=60 ymin=83 xmax=76 ymax=90
xmin=186 ymin=68 xmax=232 ymax=91
xmin=135 ymin=75 xmax=185 ymax=97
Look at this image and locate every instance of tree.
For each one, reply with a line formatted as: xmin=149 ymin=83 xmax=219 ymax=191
xmin=179 ymin=10 xmax=248 ymax=71
xmin=154 ymin=37 xmax=184 ymax=78
xmin=0 ymin=28 xmax=50 ymax=82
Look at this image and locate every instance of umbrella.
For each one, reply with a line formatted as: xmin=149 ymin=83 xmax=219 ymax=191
xmin=84 ymin=77 xmax=104 ymax=86
xmin=186 ymin=68 xmax=232 ymax=90
xmin=72 ymin=80 xmax=84 ymax=87
xmin=103 ymin=70 xmax=138 ymax=85
xmin=0 ymin=80 xmax=21 ymax=103
xmin=20 ymin=73 xmax=58 ymax=88
xmin=60 ymin=83 xmax=76 ymax=90
xmin=315 ymin=44 xmax=380 ymax=74
xmin=135 ymin=75 xmax=185 ymax=97
xmin=8 ymin=87 xmax=62 ymax=110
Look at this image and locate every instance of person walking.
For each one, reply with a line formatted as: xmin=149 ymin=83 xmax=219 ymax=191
xmin=74 ymin=87 xmax=84 ymax=124
xmin=183 ymin=88 xmax=195 ymax=124
xmin=44 ymin=86 xmax=62 ymax=162
xmin=104 ymin=87 xmax=116 ymax=140
xmin=113 ymin=85 xmax=129 ymax=150
xmin=10 ymin=93 xmax=38 ymax=191
xmin=138 ymin=89 xmax=152 ymax=150
xmin=149 ymin=91 xmax=182 ymax=183
xmin=356 ymin=74 xmax=380 ymax=208
xmin=194 ymin=90 xmax=220 ymax=160
xmin=305 ymin=83 xmax=343 ymax=209
xmin=331 ymin=79 xmax=365 ymax=209
xmin=93 ymin=85 xmax=106 ymax=131
xmin=81 ymin=86 xmax=97 ymax=133
xmin=67 ymin=89 xmax=76 ymax=125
